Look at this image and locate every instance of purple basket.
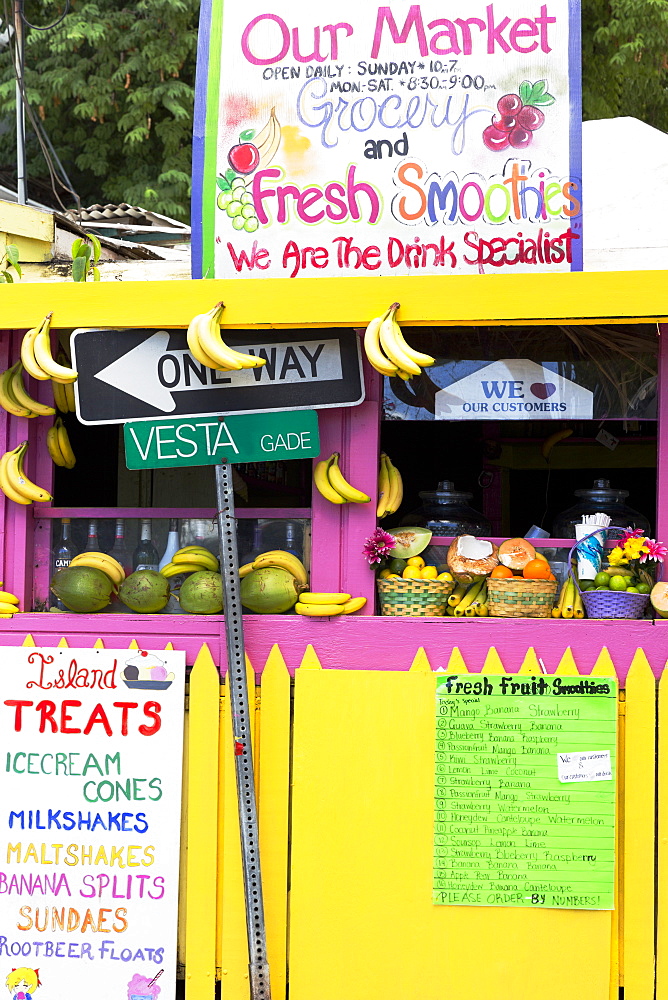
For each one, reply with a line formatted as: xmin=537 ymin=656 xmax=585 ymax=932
xmin=569 ymin=535 xmax=650 ymax=620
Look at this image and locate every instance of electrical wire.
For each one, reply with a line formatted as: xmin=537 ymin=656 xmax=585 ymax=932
xmin=1 ymin=0 xmax=81 ymax=216
xmin=18 ymin=0 xmax=70 ymax=31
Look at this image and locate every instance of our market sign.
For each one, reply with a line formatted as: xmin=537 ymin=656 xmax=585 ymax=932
xmin=0 ymin=646 xmax=185 ymax=997
xmin=124 ymin=410 xmax=320 ymax=470
xmin=193 ymin=0 xmax=582 ymax=279
xmin=434 ymin=359 xmax=593 ymax=419
xmin=71 ymin=328 xmax=364 ymax=424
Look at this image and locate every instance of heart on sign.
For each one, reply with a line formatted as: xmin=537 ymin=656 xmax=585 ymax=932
xmin=530 ymin=382 xmax=556 ymax=399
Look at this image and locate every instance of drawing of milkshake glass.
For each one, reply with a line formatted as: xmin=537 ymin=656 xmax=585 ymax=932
xmin=217 ymin=107 xmax=282 ymax=232
xmin=575 ymin=514 xmax=612 ymax=580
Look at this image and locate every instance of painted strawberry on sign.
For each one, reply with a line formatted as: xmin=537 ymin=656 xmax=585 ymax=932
xmin=483 ymin=80 xmax=555 ymax=151
xmin=216 ymin=107 xmax=281 ymax=232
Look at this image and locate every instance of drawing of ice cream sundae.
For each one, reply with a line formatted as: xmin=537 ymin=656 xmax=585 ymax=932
xmin=127 ymin=972 xmax=162 ymax=999
xmin=122 ymin=651 xmax=175 ymax=691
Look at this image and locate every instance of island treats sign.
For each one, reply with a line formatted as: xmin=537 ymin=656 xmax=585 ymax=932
xmin=0 ymin=647 xmax=185 ymax=998
xmin=193 ymin=0 xmax=582 ymax=279
xmin=434 ymin=673 xmax=617 ymax=909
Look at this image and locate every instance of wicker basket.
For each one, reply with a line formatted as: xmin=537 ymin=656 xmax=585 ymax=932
xmin=569 ymin=535 xmax=650 ymax=620
xmin=377 ymin=577 xmax=454 ymax=617
xmin=487 ymin=577 xmax=558 ymax=618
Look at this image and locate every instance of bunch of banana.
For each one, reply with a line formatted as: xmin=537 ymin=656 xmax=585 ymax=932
xmin=0 ymin=362 xmax=56 ymax=418
xmin=70 ymin=552 xmax=125 ymax=588
xmin=21 ymin=313 xmax=78 ymax=383
xmin=51 ymin=367 xmax=76 ymax=413
xmin=377 ymin=452 xmax=403 ymax=518
xmin=0 ymin=583 xmax=20 ymax=618
xmin=552 ymin=578 xmax=585 ymax=619
xmin=47 ymin=418 xmax=76 ymax=469
xmin=363 ymin=303 xmax=435 ymax=379
xmin=187 ymin=302 xmax=267 ymax=372
xmin=254 ymin=107 xmax=282 ymax=172
xmin=295 ymin=592 xmax=367 ymax=616
xmin=160 ymin=546 xmax=219 ymax=578
xmin=240 ymin=549 xmax=309 ymax=589
xmin=447 ymin=579 xmax=489 ymax=617
xmin=313 ymin=452 xmax=370 ymax=505
xmin=0 ymin=442 xmax=51 ymax=505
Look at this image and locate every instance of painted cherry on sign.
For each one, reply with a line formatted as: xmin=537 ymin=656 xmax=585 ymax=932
xmin=482 ymin=81 xmax=554 ymax=152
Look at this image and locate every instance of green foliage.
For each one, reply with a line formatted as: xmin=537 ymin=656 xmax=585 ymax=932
xmin=0 ymin=243 xmax=21 ymax=283
xmin=71 ymin=234 xmax=101 ymax=281
xmin=582 ymin=0 xmax=668 ymax=131
xmin=0 ymin=0 xmax=198 ymax=220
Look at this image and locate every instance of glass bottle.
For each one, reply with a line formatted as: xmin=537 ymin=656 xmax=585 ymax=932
xmin=159 ymin=518 xmax=180 ymax=570
xmin=84 ymin=519 xmax=100 ymax=552
xmin=133 ymin=519 xmax=159 ymax=572
xmin=52 ymin=518 xmax=77 ymax=610
xmin=284 ymin=521 xmax=302 ymax=558
xmin=108 ymin=518 xmax=132 ymax=577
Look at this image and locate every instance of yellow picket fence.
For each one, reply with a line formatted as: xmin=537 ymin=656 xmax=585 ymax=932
xmin=21 ymin=634 xmax=665 ymax=999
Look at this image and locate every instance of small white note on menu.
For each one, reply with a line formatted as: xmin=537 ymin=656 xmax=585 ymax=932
xmin=558 ymin=750 xmax=612 ymax=783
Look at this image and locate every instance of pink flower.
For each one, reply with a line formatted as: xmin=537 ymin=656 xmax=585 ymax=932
xmin=618 ymin=527 xmax=646 ymax=547
xmin=639 ymin=538 xmax=668 ymax=563
xmin=363 ymin=527 xmax=395 ymax=565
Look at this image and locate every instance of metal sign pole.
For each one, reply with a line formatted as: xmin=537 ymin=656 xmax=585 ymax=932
xmin=215 ymin=462 xmax=271 ymax=1000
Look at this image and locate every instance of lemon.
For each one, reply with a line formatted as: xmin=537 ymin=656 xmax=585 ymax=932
xmin=402 ymin=567 xmax=422 ymax=579
xmin=421 ymin=566 xmax=438 ymax=579
xmin=437 ymin=572 xmax=453 ymax=582
xmin=637 ymin=583 xmax=651 ymax=594
xmin=406 ymin=556 xmax=425 ymax=569
xmin=385 ymin=574 xmax=401 ymax=580
xmin=609 ymin=574 xmax=628 ymax=591
xmin=378 ymin=569 xmax=392 ymax=579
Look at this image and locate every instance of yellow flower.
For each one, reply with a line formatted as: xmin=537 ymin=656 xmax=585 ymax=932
xmin=623 ymin=538 xmax=646 ymax=561
xmin=607 ymin=546 xmax=628 ymax=566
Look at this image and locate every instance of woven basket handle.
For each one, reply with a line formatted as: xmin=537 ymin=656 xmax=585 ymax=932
xmin=568 ymin=530 xmax=608 ymax=596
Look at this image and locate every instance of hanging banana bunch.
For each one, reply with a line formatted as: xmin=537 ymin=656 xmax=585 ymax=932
xmin=187 ymin=302 xmax=267 ymax=372
xmin=363 ymin=303 xmax=435 ymax=379
xmin=377 ymin=453 xmax=403 ymax=519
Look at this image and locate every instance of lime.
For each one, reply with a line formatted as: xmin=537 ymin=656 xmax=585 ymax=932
xmin=637 ymin=583 xmax=651 ymax=594
xmin=594 ymin=572 xmax=610 ymax=587
xmin=596 ymin=586 xmax=610 ymax=590
xmin=580 ymin=581 xmax=595 ymax=591
xmin=626 ymin=586 xmax=639 ymax=594
xmin=609 ymin=574 xmax=628 ymax=591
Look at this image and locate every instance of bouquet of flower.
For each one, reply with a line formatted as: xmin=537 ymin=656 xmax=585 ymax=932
xmin=605 ymin=528 xmax=668 ymax=591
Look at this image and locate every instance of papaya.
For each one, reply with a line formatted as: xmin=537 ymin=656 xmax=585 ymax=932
xmin=498 ymin=538 xmax=536 ymax=572
xmin=387 ymin=527 xmax=432 ymax=559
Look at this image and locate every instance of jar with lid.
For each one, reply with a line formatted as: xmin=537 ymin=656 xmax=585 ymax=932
xmin=407 ymin=480 xmax=491 ymax=536
xmin=551 ymin=478 xmax=651 ymax=539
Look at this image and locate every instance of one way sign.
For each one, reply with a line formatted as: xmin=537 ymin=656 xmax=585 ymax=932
xmin=71 ymin=328 xmax=364 ymax=425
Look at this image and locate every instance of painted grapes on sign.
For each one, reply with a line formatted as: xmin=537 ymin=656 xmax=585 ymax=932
xmin=193 ymin=0 xmax=582 ymax=279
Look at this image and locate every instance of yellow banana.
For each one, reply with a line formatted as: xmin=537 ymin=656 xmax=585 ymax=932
xmin=340 ymin=597 xmax=367 ymax=614
xmin=389 ymin=312 xmax=435 ymax=368
xmin=71 ymin=552 xmax=125 ymax=585
xmin=476 ymin=603 xmax=489 ymax=617
xmin=0 ymin=449 xmax=31 ymax=504
xmin=561 ymin=579 xmax=575 ymax=619
xmin=176 ymin=545 xmax=216 ymax=556
xmin=0 ymin=602 xmax=18 ymax=614
xmin=376 ymin=453 xmax=390 ymax=518
xmin=454 ymin=579 xmax=484 ymax=616
xmin=467 ymin=582 xmax=487 ymax=617
xmin=173 ymin=550 xmax=218 ymax=570
xmin=254 ymin=107 xmax=281 ymax=171
xmin=447 ymin=582 xmax=468 ymax=608
xmin=33 ymin=321 xmax=78 ymax=383
xmin=378 ymin=304 xmax=421 ymax=375
xmin=252 ymin=550 xmax=308 ymax=587
xmin=1 ymin=442 xmax=51 ymax=503
xmin=190 ymin=303 xmax=266 ymax=371
xmin=326 ymin=453 xmax=370 ymax=503
xmin=299 ymin=592 xmax=351 ymax=605
xmin=0 ymin=366 xmax=32 ymax=418
xmin=0 ymin=590 xmax=19 ymax=604
xmin=160 ymin=562 xmax=205 ymax=578
xmin=295 ymin=602 xmax=344 ymax=616
xmin=64 ymin=379 xmax=76 ymax=413
xmin=47 ymin=425 xmax=67 ymax=467
xmin=239 ymin=562 xmax=255 ymax=578
xmin=573 ymin=588 xmax=585 ymax=619
xmin=383 ymin=455 xmax=403 ymax=515
xmin=314 ymin=455 xmax=346 ymax=505
xmin=187 ymin=310 xmax=226 ymax=370
xmin=10 ymin=364 xmax=55 ymax=416
xmin=395 ymin=370 xmax=413 ymax=381
xmin=51 ymin=378 xmax=69 ymax=413
xmin=363 ymin=307 xmax=398 ymax=376
xmin=542 ymin=428 xmax=573 ymax=462
xmin=21 ymin=318 xmax=51 ymax=381
xmin=552 ymin=578 xmax=570 ymax=618
xmin=56 ymin=420 xmax=76 ymax=469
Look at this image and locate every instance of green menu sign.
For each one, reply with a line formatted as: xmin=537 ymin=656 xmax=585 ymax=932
xmin=124 ymin=410 xmax=320 ymax=470
xmin=434 ymin=674 xmax=617 ymax=910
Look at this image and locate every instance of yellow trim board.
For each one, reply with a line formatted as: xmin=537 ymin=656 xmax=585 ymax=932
xmin=0 ymin=269 xmax=666 ymax=329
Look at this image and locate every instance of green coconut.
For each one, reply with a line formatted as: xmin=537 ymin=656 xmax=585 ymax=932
xmin=387 ymin=527 xmax=432 ymax=559
xmin=179 ymin=571 xmax=223 ymax=614
xmin=50 ymin=566 xmax=114 ymax=613
xmin=241 ymin=567 xmax=300 ymax=614
xmin=119 ymin=570 xmax=170 ymax=613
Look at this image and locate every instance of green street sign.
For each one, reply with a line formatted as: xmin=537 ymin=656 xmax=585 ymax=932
xmin=124 ymin=410 xmax=320 ymax=470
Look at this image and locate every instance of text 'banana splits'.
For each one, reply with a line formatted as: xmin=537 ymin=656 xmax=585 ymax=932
xmin=364 ymin=303 xmax=435 ymax=379
xmin=377 ymin=453 xmax=403 ymax=519
xmin=314 ymin=452 xmax=370 ymax=505
xmin=187 ymin=302 xmax=267 ymax=372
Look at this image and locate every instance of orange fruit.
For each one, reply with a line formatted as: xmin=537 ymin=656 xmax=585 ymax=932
xmin=523 ymin=559 xmax=553 ymax=580
xmin=490 ymin=565 xmax=514 ymax=579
